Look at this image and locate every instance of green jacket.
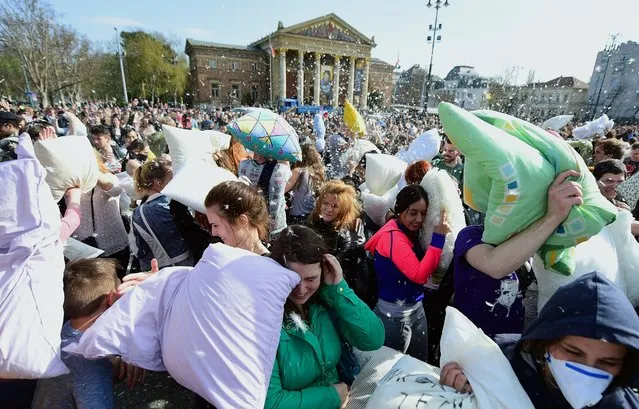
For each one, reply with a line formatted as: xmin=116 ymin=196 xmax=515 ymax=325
xmin=265 ymin=279 xmax=384 ymax=409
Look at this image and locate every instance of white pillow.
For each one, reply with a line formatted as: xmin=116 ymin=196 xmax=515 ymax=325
xmin=162 ymin=163 xmax=237 ymax=213
xmin=364 ymin=354 xmax=476 ymax=409
xmin=162 ymin=125 xmax=232 ymax=171
xmin=64 ymin=244 xmax=300 ymax=408
xmin=33 ymin=135 xmax=99 ymax=202
xmin=439 ymin=307 xmax=535 ymax=409
xmin=409 ymin=129 xmax=441 ymax=162
xmin=360 ymin=183 xmax=398 ymax=228
xmin=346 ymin=347 xmax=404 ymax=409
xmin=365 ymin=154 xmax=407 ymax=196
xmin=0 ymin=136 xmax=68 ymax=379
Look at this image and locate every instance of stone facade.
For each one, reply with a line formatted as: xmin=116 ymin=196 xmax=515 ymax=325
xmin=588 ymin=41 xmax=639 ymax=121
xmin=185 ymin=14 xmax=395 ymax=109
xmin=523 ymin=76 xmax=589 ymax=121
xmin=432 ymin=66 xmax=489 ymax=110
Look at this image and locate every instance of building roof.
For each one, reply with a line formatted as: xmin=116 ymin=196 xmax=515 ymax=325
xmin=185 ymin=39 xmax=259 ymax=53
xmin=445 ymin=65 xmax=481 ymax=81
xmin=250 ymin=13 xmax=375 ymax=48
xmin=527 ymin=76 xmax=589 ymax=89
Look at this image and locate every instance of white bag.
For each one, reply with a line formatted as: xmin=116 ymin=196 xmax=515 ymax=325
xmin=163 ymin=125 xmax=232 ymax=171
xmin=365 ymin=154 xmax=407 ymax=196
xmin=364 ymin=354 xmax=476 ymax=409
xmin=0 ymin=136 xmax=68 ymax=379
xmin=419 ymin=168 xmax=467 ymax=278
xmin=361 ymin=183 xmax=398 ymax=227
xmin=533 ymin=210 xmax=639 ymax=309
xmin=65 ymin=244 xmax=300 ymax=408
xmin=439 ymin=307 xmax=535 ymax=409
xmin=33 ymin=135 xmax=99 ymax=202
xmin=162 ymin=163 xmax=237 ymax=213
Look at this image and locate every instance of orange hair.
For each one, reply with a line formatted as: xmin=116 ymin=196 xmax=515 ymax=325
xmin=310 ymin=180 xmax=361 ymax=230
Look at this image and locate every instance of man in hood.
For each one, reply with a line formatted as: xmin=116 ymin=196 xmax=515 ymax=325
xmin=441 ymin=272 xmax=639 ymax=408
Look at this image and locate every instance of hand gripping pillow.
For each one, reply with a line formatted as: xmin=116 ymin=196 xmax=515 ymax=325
xmin=64 ymin=244 xmax=300 ymax=408
xmin=344 ymin=100 xmax=366 ymax=137
xmin=364 ymin=354 xmax=476 ymax=409
xmin=439 ymin=307 xmax=535 ymax=409
xmin=0 ymin=136 xmax=67 ymax=378
xmin=419 ymin=168 xmax=467 ymax=289
xmin=438 ymin=103 xmax=617 ymax=275
xmin=227 ymin=109 xmax=302 ymax=162
xmin=162 ymin=163 xmax=237 ymax=213
xmin=365 ymin=153 xmax=407 ymax=196
xmin=162 ymin=125 xmax=232 ymax=171
xmin=33 ymin=135 xmax=99 ymax=202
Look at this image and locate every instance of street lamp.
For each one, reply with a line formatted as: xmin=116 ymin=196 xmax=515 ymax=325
xmin=420 ymin=0 xmax=450 ymax=109
xmin=114 ymin=27 xmax=129 ymax=104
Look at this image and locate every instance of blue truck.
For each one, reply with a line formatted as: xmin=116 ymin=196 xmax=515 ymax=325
xmin=278 ymin=99 xmax=334 ymax=114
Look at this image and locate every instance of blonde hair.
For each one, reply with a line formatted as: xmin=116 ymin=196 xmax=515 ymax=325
xmin=133 ymin=158 xmax=171 ymax=197
xmin=310 ymin=180 xmax=361 ymax=230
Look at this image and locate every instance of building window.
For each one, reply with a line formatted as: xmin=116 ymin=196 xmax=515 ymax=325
xmin=251 ymin=63 xmax=258 ymax=72
xmin=211 ymin=82 xmax=220 ymax=98
xmin=208 ymin=59 xmax=217 ymax=69
xmin=251 ymin=85 xmax=259 ymax=101
xmin=231 ymin=84 xmax=240 ymax=97
xmin=564 ymin=94 xmax=569 ymax=103
xmin=232 ymin=62 xmax=240 ymax=71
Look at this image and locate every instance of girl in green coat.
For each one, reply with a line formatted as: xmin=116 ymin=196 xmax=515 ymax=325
xmin=266 ymin=226 xmax=385 ymax=409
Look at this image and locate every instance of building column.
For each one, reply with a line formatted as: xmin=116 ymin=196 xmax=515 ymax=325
xmin=360 ymin=57 xmax=370 ymax=109
xmin=279 ymin=48 xmax=287 ymax=100
xmin=332 ymin=55 xmax=341 ymax=107
xmin=314 ymin=52 xmax=321 ymax=105
xmin=297 ymin=50 xmax=304 ymax=104
xmin=347 ymin=56 xmax=355 ymax=103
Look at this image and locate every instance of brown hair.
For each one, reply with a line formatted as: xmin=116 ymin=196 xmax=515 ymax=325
xmin=133 ymin=158 xmax=171 ymax=196
xmin=270 ymin=225 xmax=329 ymax=315
xmin=63 ymin=258 xmax=120 ymax=319
xmin=309 ymin=180 xmax=361 ymax=230
xmin=404 ymin=160 xmax=432 ymax=185
xmin=292 ymin=144 xmax=325 ymax=193
xmin=596 ymin=138 xmax=626 ymax=160
xmin=204 ymin=181 xmax=270 ymax=242
xmin=214 ymin=136 xmax=250 ymax=175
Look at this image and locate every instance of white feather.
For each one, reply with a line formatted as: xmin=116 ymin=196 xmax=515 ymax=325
xmin=288 ymin=312 xmax=308 ymax=333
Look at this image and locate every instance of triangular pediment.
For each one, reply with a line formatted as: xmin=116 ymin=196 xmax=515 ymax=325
xmin=284 ymin=14 xmax=372 ymax=45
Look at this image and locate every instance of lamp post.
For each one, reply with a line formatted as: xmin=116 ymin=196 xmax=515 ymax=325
xmin=420 ymin=0 xmax=450 ymax=109
xmin=114 ymin=27 xmax=129 ymax=105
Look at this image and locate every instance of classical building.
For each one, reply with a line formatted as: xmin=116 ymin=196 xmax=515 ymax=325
xmin=587 ymin=41 xmax=639 ymax=121
xmin=185 ymin=14 xmax=395 ymax=109
xmin=430 ymin=65 xmax=489 ymax=110
xmin=523 ymin=76 xmax=589 ymax=121
xmin=393 ymin=64 xmax=443 ymax=107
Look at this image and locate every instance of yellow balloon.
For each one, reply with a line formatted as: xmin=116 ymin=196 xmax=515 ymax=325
xmin=344 ymin=100 xmax=366 ymax=138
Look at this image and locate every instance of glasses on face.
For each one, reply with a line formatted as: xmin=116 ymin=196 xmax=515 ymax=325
xmin=599 ymin=177 xmax=624 ymax=187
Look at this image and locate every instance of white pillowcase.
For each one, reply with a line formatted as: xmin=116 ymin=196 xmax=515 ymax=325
xmin=162 ymin=125 xmax=232 ymax=171
xmin=64 ymin=244 xmax=300 ymax=408
xmin=365 ymin=154 xmax=407 ymax=196
xmin=0 ymin=136 xmax=67 ymax=379
xmin=439 ymin=307 xmax=535 ymax=409
xmin=33 ymin=135 xmax=99 ymax=202
xmin=360 ymin=183 xmax=397 ymax=228
xmin=162 ymin=163 xmax=237 ymax=213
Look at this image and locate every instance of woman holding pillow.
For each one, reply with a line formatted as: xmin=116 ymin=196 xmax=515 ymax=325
xmin=365 ymin=184 xmax=451 ymax=362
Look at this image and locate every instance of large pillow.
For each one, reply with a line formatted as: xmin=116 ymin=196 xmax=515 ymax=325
xmin=227 ymin=109 xmax=301 ymax=162
xmin=346 ymin=347 xmax=404 ymax=409
xmin=572 ymin=114 xmax=614 ymax=139
xmin=344 ymin=100 xmax=366 ymax=137
xmin=313 ymin=113 xmax=326 ymax=139
xmin=33 ymin=135 xmax=99 ymax=202
xmin=440 ymin=307 xmax=535 ymax=409
xmin=541 ymin=115 xmax=573 ymax=131
xmin=396 ymin=129 xmax=441 ymax=164
xmin=360 ymin=183 xmax=398 ymax=227
xmin=365 ymin=153 xmax=407 ymax=196
xmin=364 ymin=354 xmax=476 ymax=409
xmin=439 ymin=102 xmax=617 ymax=275
xmin=162 ymin=125 xmax=231 ymax=171
xmin=352 ymin=139 xmax=380 ymax=164
xmin=419 ymin=168 xmax=466 ymax=289
xmin=65 ymin=244 xmax=300 ymax=408
xmin=162 ymin=163 xmax=237 ymax=213
xmin=0 ymin=136 xmax=67 ymax=378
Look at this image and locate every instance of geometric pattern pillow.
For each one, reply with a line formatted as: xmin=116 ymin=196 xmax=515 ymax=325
xmin=439 ymin=102 xmax=617 ymax=275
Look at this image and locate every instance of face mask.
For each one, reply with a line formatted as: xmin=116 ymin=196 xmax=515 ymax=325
xmin=545 ymin=351 xmax=613 ymax=409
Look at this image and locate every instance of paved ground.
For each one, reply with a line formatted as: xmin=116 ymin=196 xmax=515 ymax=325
xmin=114 ymin=371 xmax=196 ymax=409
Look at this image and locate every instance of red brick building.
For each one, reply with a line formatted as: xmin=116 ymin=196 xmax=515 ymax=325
xmin=185 ymin=14 xmax=395 ymax=109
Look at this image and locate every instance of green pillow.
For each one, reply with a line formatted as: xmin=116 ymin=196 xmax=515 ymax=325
xmin=439 ymin=102 xmax=617 ymax=275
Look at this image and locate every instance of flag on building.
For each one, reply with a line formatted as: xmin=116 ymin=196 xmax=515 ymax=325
xmin=394 ymin=54 xmax=400 ymax=70
xmin=269 ymin=37 xmax=275 ymax=58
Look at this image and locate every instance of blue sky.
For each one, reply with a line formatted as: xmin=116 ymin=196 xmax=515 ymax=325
xmin=51 ymin=0 xmax=639 ymax=83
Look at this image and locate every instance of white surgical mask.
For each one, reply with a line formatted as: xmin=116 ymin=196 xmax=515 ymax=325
xmin=545 ymin=351 xmax=613 ymax=409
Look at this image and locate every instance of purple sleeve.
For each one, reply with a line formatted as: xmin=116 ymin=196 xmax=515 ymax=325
xmin=453 ymin=225 xmax=485 ymax=258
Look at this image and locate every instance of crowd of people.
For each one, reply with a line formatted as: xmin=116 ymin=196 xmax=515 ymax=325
xmin=1 ymin=96 xmax=639 ymax=409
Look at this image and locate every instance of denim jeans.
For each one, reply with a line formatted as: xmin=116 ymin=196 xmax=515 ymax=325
xmin=375 ymin=302 xmax=429 ymax=362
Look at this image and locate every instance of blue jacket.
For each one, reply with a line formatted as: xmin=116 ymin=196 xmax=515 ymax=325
xmin=501 ymin=272 xmax=639 ymax=409
xmin=132 ymin=194 xmax=192 ymax=270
